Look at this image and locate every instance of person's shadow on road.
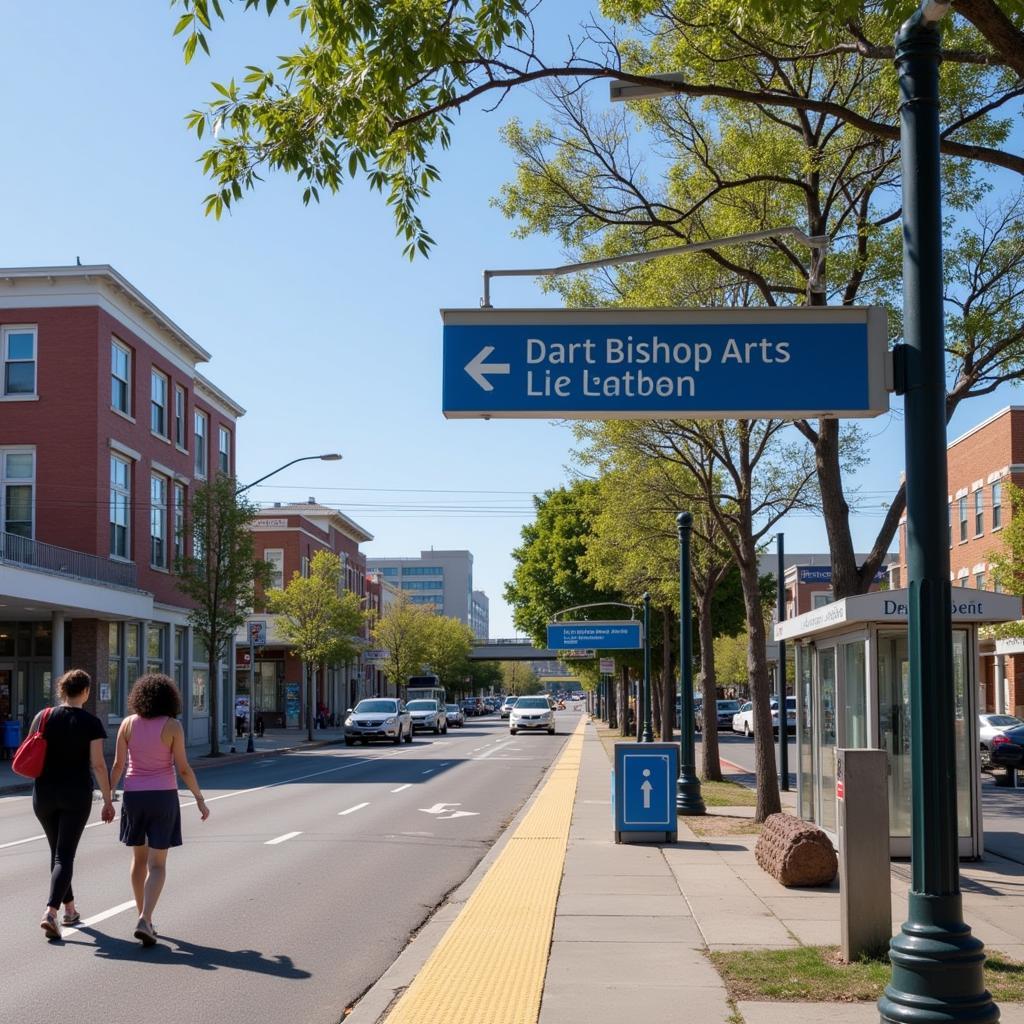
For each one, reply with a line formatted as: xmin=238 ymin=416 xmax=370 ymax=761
xmin=72 ymin=927 xmax=311 ymax=979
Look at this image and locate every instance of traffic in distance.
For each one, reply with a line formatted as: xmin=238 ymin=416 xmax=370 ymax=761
xmin=343 ymin=690 xmax=586 ymax=745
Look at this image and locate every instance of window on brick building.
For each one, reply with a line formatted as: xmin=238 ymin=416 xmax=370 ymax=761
xmin=974 ymin=488 xmax=984 ymax=536
xmin=150 ymin=473 xmax=168 ymax=569
xmin=2 ymin=449 xmax=34 ymax=539
xmin=947 ymin=503 xmax=952 ymax=548
xmin=264 ymin=549 xmax=284 ymax=590
xmin=110 ymin=455 xmax=131 ymax=558
xmin=151 ymin=370 xmax=169 ymax=437
xmin=174 ymin=385 xmax=187 ymax=448
xmin=194 ymin=410 xmax=208 ymax=478
xmin=111 ymin=339 xmax=132 ymax=414
xmin=958 ymin=496 xmax=968 ymax=542
xmin=173 ymin=482 xmax=186 ymax=562
xmin=218 ymin=426 xmax=231 ymax=475
xmin=301 ymin=555 xmax=310 ymax=578
xmin=993 ymin=481 xmax=1003 ymax=529
xmin=975 ymin=572 xmax=986 ymax=590
xmin=2 ymin=326 xmax=36 ymax=397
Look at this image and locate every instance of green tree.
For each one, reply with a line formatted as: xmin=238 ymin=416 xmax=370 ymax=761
xmin=424 ymin=615 xmax=475 ymax=693
xmin=174 ymin=474 xmax=270 ymax=756
xmin=465 ymin=660 xmax=504 ymax=695
xmin=371 ymin=594 xmax=432 ymax=693
xmin=500 ymin=661 xmax=542 ymax=696
xmin=267 ymin=549 xmax=365 ymax=740
xmin=170 ymin=0 xmax=1022 ymax=257
xmin=713 ymin=632 xmax=750 ymax=692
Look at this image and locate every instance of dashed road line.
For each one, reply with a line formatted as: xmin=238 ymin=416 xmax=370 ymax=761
xmin=265 ymin=831 xmax=302 ymax=845
xmin=339 ymin=802 xmax=370 ymax=816
xmin=62 ymin=900 xmax=138 ymax=938
xmin=391 ymin=784 xmax=412 ymax=793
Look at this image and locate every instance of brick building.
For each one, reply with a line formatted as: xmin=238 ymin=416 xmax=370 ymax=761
xmin=890 ymin=405 xmax=1024 ymax=715
xmin=0 ymin=265 xmax=242 ymax=749
xmin=237 ymin=501 xmax=374 ymax=726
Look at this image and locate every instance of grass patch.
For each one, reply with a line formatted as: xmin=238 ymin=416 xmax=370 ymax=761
xmin=701 ymin=779 xmax=757 ymax=807
xmin=709 ymin=946 xmax=1024 ymax=1003
xmin=687 ymin=816 xmax=762 ymax=837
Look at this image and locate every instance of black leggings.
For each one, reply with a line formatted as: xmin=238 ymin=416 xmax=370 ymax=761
xmin=33 ymin=785 xmax=93 ymax=909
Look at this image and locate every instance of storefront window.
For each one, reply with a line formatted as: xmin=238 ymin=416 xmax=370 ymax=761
xmin=0 ymin=624 xmax=15 ymax=658
xmin=147 ymin=624 xmax=165 ymax=674
xmin=193 ymin=634 xmax=209 ymax=714
xmin=878 ymin=634 xmax=911 ymax=837
xmin=842 ymin=640 xmax=868 ymax=748
xmin=953 ymin=629 xmax=972 ymax=837
xmin=818 ymin=647 xmax=838 ymax=833
xmin=174 ymin=627 xmax=186 ymax=690
xmin=107 ymin=622 xmax=124 ymax=716
xmin=797 ymin=644 xmax=814 ymax=822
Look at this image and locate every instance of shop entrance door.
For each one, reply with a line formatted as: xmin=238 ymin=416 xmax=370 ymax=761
xmin=0 ymin=666 xmax=12 ymax=720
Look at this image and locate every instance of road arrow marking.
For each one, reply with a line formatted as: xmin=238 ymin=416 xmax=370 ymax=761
xmin=420 ymin=802 xmax=461 ymax=815
xmin=419 ymin=802 xmax=480 ymax=820
xmin=438 ymin=810 xmax=479 ymax=820
xmin=465 ymin=346 xmax=510 ymax=391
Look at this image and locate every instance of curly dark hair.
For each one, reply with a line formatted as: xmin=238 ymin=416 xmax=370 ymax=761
xmin=128 ymin=673 xmax=182 ymax=718
xmin=57 ymin=669 xmax=91 ymax=700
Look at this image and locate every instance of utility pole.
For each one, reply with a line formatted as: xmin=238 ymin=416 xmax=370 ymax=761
xmin=676 ymin=513 xmax=705 ymax=815
xmin=776 ymin=534 xmax=789 ymax=792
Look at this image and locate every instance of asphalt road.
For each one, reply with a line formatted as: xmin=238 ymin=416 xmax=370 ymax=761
xmin=701 ymin=727 xmax=1024 ymax=863
xmin=0 ymin=710 xmax=579 ymax=1024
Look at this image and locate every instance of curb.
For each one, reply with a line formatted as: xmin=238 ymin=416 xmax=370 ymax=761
xmin=0 ymin=736 xmax=345 ymax=797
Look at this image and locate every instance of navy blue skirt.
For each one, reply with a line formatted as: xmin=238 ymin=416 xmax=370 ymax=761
xmin=119 ymin=790 xmax=183 ymax=849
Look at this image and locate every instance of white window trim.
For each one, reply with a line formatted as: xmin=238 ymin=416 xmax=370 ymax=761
xmin=150 ymin=472 xmax=169 ymax=570
xmin=173 ymin=481 xmax=186 ymax=562
xmin=111 ymin=338 xmax=132 ymax=416
xmin=109 ymin=438 xmax=142 ymax=462
xmin=174 ymin=384 xmax=188 ymax=453
xmin=218 ymin=425 xmax=231 ymax=475
xmin=194 ymin=410 xmax=208 ymax=480
xmin=1 ymin=445 xmax=36 ymax=539
xmin=110 ymin=453 xmax=132 ymax=560
xmin=2 ymin=324 xmax=38 ymax=400
xmin=150 ymin=369 xmax=170 ymax=440
xmin=151 ymin=459 xmax=190 ymax=486
xmin=264 ymin=548 xmax=285 ymax=590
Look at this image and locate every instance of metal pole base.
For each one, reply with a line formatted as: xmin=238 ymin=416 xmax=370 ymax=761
xmin=642 ymin=726 xmax=654 ymax=743
xmin=676 ymin=770 xmax=706 ymax=816
xmin=246 ymin=732 xmax=255 ymax=753
xmin=878 ymin=893 xmax=997 ymax=1024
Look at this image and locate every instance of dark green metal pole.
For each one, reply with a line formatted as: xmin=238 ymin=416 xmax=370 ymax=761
xmin=777 ymin=534 xmax=789 ymax=792
xmin=879 ymin=4 xmax=996 ymax=1021
xmin=676 ymin=513 xmax=705 ymax=815
xmin=641 ymin=592 xmax=654 ymax=743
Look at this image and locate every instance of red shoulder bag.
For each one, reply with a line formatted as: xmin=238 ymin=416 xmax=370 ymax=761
xmin=12 ymin=706 xmax=54 ymax=779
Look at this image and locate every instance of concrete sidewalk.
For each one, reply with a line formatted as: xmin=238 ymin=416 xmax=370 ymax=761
xmin=537 ymin=721 xmax=1024 ymax=1024
xmin=0 ymin=725 xmax=345 ymax=795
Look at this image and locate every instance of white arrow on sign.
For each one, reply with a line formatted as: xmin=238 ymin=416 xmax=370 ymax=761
xmin=641 ymin=769 xmax=653 ymax=809
xmin=419 ymin=802 xmax=480 ymax=820
xmin=465 ymin=346 xmax=511 ymax=392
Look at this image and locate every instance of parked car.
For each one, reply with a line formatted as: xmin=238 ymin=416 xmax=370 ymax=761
xmin=731 ymin=697 xmax=795 ymax=737
xmin=445 ymin=704 xmax=466 ymax=728
xmin=460 ymin=698 xmax=481 ymax=716
xmin=696 ymin=699 xmax=742 ymax=733
xmin=980 ymin=714 xmax=1024 ymax=770
xmin=509 ymin=695 xmax=556 ymax=735
xmin=500 ymin=695 xmax=518 ymax=719
xmin=407 ymin=699 xmax=448 ymax=734
xmin=343 ymin=698 xmax=413 ymax=746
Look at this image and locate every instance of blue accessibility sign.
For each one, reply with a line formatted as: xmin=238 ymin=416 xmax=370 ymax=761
xmin=441 ymin=307 xmax=889 ymax=420
xmin=547 ymin=620 xmax=643 ymax=650
xmin=613 ymin=743 xmax=678 ymax=842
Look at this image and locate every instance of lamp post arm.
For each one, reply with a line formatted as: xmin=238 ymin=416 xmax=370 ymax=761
xmin=236 ymin=455 xmax=328 ymax=495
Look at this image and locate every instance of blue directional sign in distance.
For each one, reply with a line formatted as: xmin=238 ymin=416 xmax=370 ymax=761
xmin=547 ymin=620 xmax=643 ymax=651
xmin=441 ymin=307 xmax=889 ymax=420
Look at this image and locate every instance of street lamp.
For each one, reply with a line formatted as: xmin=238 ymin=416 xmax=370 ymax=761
xmin=879 ymin=2 xmax=996 ymax=1020
xmin=776 ymin=533 xmax=789 ymax=793
xmin=641 ymin=592 xmax=654 ymax=743
xmin=236 ymin=452 xmax=343 ymax=495
xmin=236 ymin=451 xmax=343 ymax=752
xmin=676 ymin=513 xmax=705 ymax=815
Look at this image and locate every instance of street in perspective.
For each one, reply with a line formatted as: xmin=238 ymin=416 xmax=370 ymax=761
xmin=3 ymin=3 xmax=1024 ymax=1024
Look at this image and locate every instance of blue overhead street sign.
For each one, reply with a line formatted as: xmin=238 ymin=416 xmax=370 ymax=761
xmin=442 ymin=307 xmax=889 ymax=420
xmin=547 ymin=620 xmax=643 ymax=650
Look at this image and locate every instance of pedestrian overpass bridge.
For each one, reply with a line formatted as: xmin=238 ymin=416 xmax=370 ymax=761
xmin=469 ymin=638 xmax=561 ymax=661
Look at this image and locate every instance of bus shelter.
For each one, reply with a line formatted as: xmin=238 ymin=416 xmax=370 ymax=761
xmin=774 ymin=587 xmax=1022 ymax=859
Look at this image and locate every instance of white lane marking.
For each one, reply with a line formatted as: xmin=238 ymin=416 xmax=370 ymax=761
xmin=390 ymin=784 xmax=412 ymax=793
xmin=421 ymin=769 xmax=436 ymax=775
xmin=473 ymin=740 xmax=518 ymax=760
xmin=338 ymin=802 xmax=369 ymax=816
xmin=0 ymin=831 xmax=46 ymax=850
xmin=62 ymin=900 xmax=138 ymax=938
xmin=265 ymin=831 xmax=302 ymax=845
xmin=439 ymin=762 xmax=450 ymax=767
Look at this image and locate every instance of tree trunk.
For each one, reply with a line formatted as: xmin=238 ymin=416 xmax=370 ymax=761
xmin=740 ymin=550 xmax=781 ymax=822
xmin=661 ymin=607 xmax=674 ymax=741
xmin=697 ymin=588 xmax=723 ymax=782
xmin=618 ymin=665 xmax=630 ymax=737
xmin=306 ymin=662 xmax=314 ymax=742
xmin=607 ymin=672 xmax=618 ymax=729
xmin=651 ymin=663 xmax=662 ymax=736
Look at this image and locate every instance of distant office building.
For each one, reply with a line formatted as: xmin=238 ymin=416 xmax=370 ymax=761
xmin=366 ymin=549 xmax=488 ymax=636
xmin=471 ymin=590 xmax=490 ymax=639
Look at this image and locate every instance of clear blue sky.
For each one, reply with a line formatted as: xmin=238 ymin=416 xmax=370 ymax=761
xmin=1 ymin=3 xmax=1018 ymax=634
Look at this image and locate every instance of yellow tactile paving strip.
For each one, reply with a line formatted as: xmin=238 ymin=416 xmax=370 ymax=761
xmin=384 ymin=719 xmax=587 ymax=1024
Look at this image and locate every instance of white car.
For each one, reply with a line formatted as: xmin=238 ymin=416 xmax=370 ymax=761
xmin=407 ymin=699 xmax=448 ymax=734
xmin=509 ymin=696 xmax=556 ymax=735
xmin=731 ymin=697 xmax=796 ymax=737
xmin=500 ymin=695 xmax=518 ymax=719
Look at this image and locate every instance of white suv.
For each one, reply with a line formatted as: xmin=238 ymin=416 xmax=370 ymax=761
xmin=509 ymin=696 xmax=556 ymax=735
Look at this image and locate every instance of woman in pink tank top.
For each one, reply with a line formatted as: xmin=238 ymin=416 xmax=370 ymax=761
xmin=110 ymin=674 xmax=209 ymax=946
